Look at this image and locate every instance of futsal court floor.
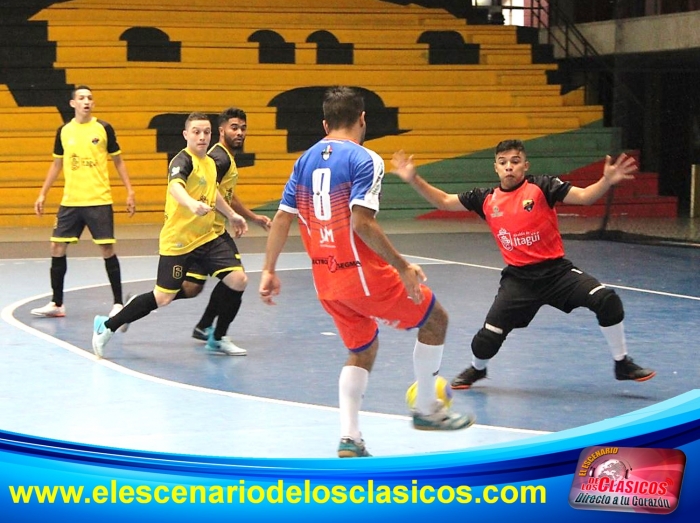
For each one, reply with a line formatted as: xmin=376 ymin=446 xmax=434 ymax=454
xmin=1 ymin=217 xmax=699 ymax=459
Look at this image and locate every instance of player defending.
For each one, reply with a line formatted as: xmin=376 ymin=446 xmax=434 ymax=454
xmin=32 ymin=85 xmax=136 ymax=318
xmin=91 ymin=112 xmax=247 ymax=358
xmin=183 ymin=108 xmax=271 ymax=355
xmin=259 ymin=86 xmax=475 ymax=458
xmin=391 ymin=140 xmax=656 ymax=390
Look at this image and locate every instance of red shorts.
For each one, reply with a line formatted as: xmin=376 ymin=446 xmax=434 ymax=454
xmin=319 ymin=278 xmax=435 ymax=352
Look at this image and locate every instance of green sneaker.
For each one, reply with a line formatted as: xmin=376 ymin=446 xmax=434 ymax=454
xmin=337 ymin=437 xmax=371 ymax=458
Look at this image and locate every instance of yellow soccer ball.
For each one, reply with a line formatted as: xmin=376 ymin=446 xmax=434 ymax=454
xmin=406 ymin=376 xmax=453 ymax=409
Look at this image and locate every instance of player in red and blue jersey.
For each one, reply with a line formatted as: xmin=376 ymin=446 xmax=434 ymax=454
xmin=392 ymin=140 xmax=656 ymax=390
xmin=260 ymin=86 xmax=475 ymax=458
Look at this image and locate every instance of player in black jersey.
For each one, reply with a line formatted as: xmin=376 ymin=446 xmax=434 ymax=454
xmin=391 ymin=140 xmax=656 ymax=389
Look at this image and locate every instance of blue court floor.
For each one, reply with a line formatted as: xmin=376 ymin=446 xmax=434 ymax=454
xmin=1 ymin=219 xmax=699 ymax=458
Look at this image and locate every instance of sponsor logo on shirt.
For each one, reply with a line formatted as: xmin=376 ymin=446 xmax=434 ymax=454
xmin=491 ymin=205 xmax=503 ymax=218
xmin=497 ymin=228 xmax=541 ymax=251
xmin=312 ymin=255 xmax=361 ymax=273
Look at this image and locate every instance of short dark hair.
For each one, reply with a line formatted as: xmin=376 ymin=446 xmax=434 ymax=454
xmin=323 ymin=86 xmax=364 ymax=131
xmin=185 ymin=112 xmax=210 ymax=128
xmin=495 ymin=139 xmax=526 ymax=156
xmin=71 ymin=85 xmax=92 ymax=99
xmin=218 ymin=107 xmax=247 ymax=127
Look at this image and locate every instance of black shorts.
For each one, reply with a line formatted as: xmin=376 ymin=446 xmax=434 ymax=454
xmin=157 ymin=233 xmax=243 ymax=293
xmin=51 ymin=205 xmax=115 ymax=244
xmin=484 ymin=258 xmax=603 ymax=333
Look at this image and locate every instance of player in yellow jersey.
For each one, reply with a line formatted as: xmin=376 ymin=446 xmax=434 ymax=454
xmin=91 ymin=112 xmax=247 ymax=359
xmin=182 ymin=108 xmax=271 ymax=355
xmin=32 ymin=85 xmax=136 ymax=319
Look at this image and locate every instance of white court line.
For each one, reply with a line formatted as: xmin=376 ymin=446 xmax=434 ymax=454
xmin=1 ymin=264 xmax=546 ymax=437
xmin=405 ymin=253 xmax=700 ymax=302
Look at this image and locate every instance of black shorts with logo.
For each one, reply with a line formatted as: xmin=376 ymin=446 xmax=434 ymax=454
xmin=51 ymin=205 xmax=115 ymax=244
xmin=157 ymin=233 xmax=243 ymax=293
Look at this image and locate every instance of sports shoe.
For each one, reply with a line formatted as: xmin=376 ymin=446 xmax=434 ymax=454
xmin=206 ymin=333 xmax=247 ymax=356
xmin=119 ymin=293 xmax=136 ymax=333
xmin=451 ymin=366 xmax=487 ymax=390
xmin=92 ymin=315 xmax=113 ymax=359
xmin=412 ymin=401 xmax=476 ymax=431
xmin=192 ymin=326 xmax=212 ymax=341
xmin=337 ymin=437 xmax=371 ymax=458
xmin=615 ymin=356 xmax=656 ymax=382
xmin=109 ymin=303 xmax=123 ymax=317
xmin=30 ymin=301 xmax=65 ymax=318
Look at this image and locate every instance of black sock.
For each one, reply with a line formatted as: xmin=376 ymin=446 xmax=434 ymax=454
xmin=50 ymin=256 xmax=67 ymax=306
xmin=214 ymin=286 xmax=244 ymax=341
xmin=104 ymin=255 xmax=123 ymax=304
xmin=196 ymin=290 xmax=219 ymax=331
xmin=105 ymin=292 xmax=157 ymax=331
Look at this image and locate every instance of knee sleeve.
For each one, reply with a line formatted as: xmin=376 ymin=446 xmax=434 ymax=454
xmin=471 ymin=324 xmax=506 ymax=360
xmin=588 ymin=287 xmax=624 ymax=327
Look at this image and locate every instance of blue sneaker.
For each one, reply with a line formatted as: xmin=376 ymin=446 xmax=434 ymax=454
xmin=92 ymin=315 xmax=113 ymax=359
xmin=337 ymin=437 xmax=371 ymax=458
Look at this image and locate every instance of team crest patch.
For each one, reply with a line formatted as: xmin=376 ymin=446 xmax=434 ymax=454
xmin=522 ymin=199 xmax=534 ymax=212
xmin=91 ymin=137 xmax=99 ymax=145
xmin=321 ymin=144 xmax=332 ymax=160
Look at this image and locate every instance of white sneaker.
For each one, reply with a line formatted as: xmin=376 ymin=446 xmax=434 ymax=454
xmin=109 ymin=303 xmax=123 ymax=317
xmin=92 ymin=315 xmax=113 ymax=359
xmin=206 ymin=336 xmax=247 ymax=356
xmin=31 ymin=301 xmax=66 ymax=317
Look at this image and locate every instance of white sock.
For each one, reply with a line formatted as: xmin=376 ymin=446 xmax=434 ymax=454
xmin=472 ymin=357 xmax=489 ymax=371
xmin=338 ymin=365 xmax=369 ymax=441
xmin=413 ymin=341 xmax=444 ymax=414
xmin=600 ymin=322 xmax=627 ymax=361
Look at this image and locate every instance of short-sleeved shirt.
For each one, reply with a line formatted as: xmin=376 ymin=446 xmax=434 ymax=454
xmin=159 ymin=148 xmax=218 ymax=256
xmin=52 ymin=117 xmax=121 ymax=206
xmin=458 ymin=175 xmax=572 ymax=267
xmin=279 ymin=138 xmax=396 ymax=300
xmin=208 ymin=142 xmax=239 ymax=236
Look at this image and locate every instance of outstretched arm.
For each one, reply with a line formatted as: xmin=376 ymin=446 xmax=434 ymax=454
xmin=563 ymin=153 xmax=637 ymax=205
xmin=352 ymin=205 xmax=426 ymax=304
xmin=391 ymin=150 xmax=465 ymax=211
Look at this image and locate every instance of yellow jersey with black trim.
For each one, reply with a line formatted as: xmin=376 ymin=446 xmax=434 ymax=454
xmin=208 ymin=143 xmax=239 ymax=236
xmin=159 ymin=148 xmax=218 ymax=256
xmin=53 ymin=117 xmax=121 ymax=206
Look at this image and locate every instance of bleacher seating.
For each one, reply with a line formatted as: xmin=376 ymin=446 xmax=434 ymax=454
xmin=0 ymin=0 xmax=676 ymax=227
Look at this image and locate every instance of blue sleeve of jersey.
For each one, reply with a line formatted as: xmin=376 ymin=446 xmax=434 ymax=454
xmin=279 ymin=160 xmax=299 ymax=211
xmin=348 ymin=149 xmax=382 ymax=211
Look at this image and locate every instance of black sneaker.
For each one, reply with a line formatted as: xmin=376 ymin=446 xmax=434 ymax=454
xmin=451 ymin=366 xmax=487 ymax=390
xmin=192 ymin=326 xmax=211 ymax=341
xmin=615 ymin=356 xmax=656 ymax=382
